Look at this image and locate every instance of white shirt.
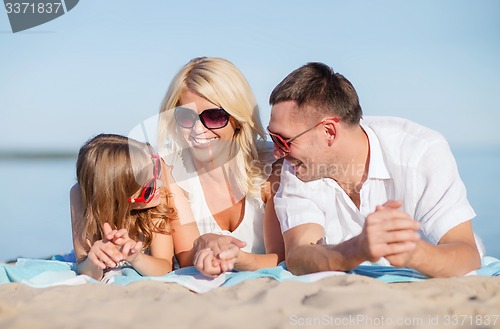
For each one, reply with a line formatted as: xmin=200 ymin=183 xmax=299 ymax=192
xmin=275 ymin=116 xmax=479 ymax=261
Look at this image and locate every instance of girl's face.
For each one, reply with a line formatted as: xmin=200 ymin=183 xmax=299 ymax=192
xmin=176 ymin=89 xmax=238 ymax=165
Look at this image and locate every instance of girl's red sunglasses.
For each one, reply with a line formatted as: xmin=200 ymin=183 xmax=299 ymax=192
xmin=128 ymin=146 xmax=162 ymax=204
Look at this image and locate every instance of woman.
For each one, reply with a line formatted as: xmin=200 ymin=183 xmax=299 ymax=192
xmin=157 ymin=57 xmax=284 ymax=276
xmin=70 ymin=134 xmax=179 ymax=280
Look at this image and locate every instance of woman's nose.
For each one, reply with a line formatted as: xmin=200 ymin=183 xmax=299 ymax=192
xmin=192 ymin=118 xmax=207 ymax=134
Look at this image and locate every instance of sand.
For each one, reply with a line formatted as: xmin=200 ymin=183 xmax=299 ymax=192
xmin=0 ymin=275 xmax=499 ymax=329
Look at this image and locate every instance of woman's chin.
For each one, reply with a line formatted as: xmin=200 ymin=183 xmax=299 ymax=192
xmin=189 ymin=144 xmax=221 ymax=162
xmin=190 ymin=151 xmax=216 ymax=165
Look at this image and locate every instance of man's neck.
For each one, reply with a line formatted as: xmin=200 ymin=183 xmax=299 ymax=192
xmin=333 ymin=126 xmax=370 ymax=207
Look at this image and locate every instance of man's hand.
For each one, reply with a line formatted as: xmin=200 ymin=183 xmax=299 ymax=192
xmin=358 ymin=200 xmax=420 ymax=263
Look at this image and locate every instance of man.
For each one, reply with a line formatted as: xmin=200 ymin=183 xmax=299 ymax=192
xmin=267 ymin=62 xmax=481 ymax=277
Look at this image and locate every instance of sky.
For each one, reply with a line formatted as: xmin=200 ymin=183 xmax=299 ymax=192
xmin=1 ymin=0 xmax=500 ymax=152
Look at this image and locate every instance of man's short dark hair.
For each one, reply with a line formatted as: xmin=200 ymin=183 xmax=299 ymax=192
xmin=269 ymin=62 xmax=363 ymax=125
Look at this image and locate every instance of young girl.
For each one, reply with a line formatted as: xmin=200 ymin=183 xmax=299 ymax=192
xmin=70 ymin=134 xmax=178 ymax=280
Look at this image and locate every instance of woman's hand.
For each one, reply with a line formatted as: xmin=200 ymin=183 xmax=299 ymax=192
xmin=193 ymin=248 xmax=223 ymax=277
xmin=192 ymin=233 xmax=246 ymax=276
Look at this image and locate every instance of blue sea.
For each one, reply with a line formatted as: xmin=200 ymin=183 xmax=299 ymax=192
xmin=0 ymin=148 xmax=498 ymax=262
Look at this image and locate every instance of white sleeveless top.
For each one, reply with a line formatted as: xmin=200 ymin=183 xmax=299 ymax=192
xmin=167 ymin=141 xmax=274 ymax=255
xmin=175 ymin=172 xmax=266 ymax=254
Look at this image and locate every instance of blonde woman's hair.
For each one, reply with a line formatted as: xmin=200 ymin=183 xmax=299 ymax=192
xmin=157 ymin=57 xmax=270 ymax=197
xmin=75 ymin=134 xmax=177 ymax=254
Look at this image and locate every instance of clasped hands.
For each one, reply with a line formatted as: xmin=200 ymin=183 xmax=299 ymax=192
xmin=193 ymin=233 xmax=247 ymax=278
xmin=358 ymin=200 xmax=421 ymax=267
xmin=87 ymin=222 xmax=143 ymax=270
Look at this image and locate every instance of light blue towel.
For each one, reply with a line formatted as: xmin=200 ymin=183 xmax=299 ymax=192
xmin=0 ymin=258 xmax=97 ymax=288
xmin=349 ymin=256 xmax=500 ymax=282
xmin=349 ymin=265 xmax=428 ymax=282
xmin=104 ymin=262 xmax=344 ymax=292
xmin=1 ymin=257 xmax=499 ymax=292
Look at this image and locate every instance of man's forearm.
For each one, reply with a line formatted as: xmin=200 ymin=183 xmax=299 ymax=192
xmin=286 ymin=237 xmax=366 ymax=275
xmin=407 ymin=240 xmax=481 ymax=277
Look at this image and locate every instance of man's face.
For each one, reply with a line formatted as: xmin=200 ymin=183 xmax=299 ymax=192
xmin=269 ymin=101 xmax=331 ymax=182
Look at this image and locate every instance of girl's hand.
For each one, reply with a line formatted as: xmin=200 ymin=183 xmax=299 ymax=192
xmin=103 ymin=222 xmax=130 ymax=246
xmin=87 ymin=239 xmax=124 ymax=270
xmin=102 ymin=222 xmax=143 ymax=264
xmin=120 ymin=239 xmax=143 ymax=263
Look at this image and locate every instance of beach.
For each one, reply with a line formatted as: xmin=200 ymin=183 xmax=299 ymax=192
xmin=1 ymin=275 xmax=499 ymax=329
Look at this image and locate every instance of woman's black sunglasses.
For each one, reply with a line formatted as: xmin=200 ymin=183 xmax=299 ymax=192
xmin=174 ymin=107 xmax=230 ymax=130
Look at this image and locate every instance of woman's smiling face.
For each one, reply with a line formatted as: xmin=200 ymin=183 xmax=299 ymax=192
xmin=177 ymin=89 xmax=237 ymax=165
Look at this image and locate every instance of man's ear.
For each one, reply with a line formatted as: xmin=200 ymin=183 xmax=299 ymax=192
xmin=322 ymin=118 xmax=338 ymax=146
